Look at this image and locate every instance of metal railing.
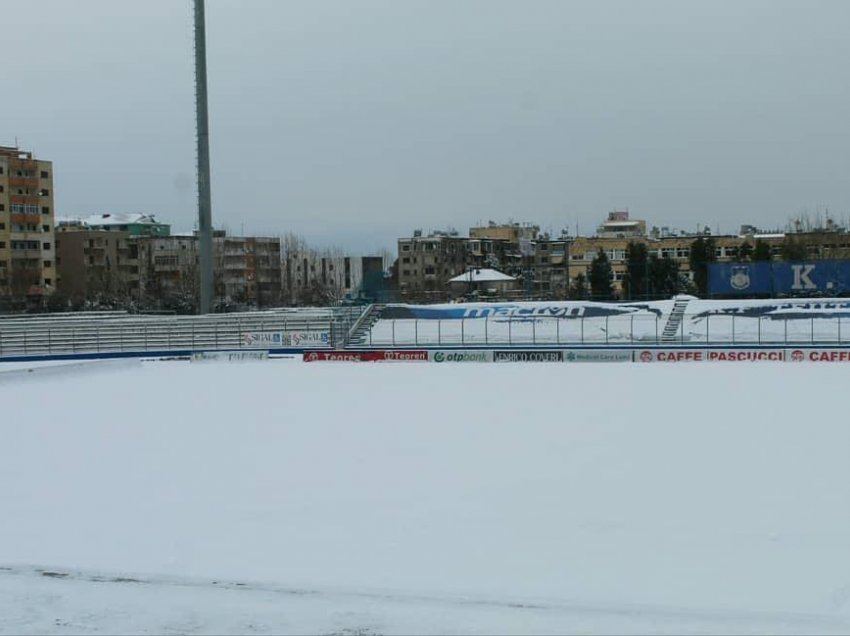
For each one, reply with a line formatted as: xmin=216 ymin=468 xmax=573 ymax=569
xmin=360 ymin=313 xmax=849 ymax=347
xmin=0 ymin=306 xmax=367 ymax=358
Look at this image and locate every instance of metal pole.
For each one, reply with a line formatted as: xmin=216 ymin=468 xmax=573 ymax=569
xmin=195 ymin=0 xmax=214 ymax=314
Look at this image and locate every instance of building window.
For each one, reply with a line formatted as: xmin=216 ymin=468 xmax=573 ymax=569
xmin=41 ymin=206 xmax=50 ymax=215
xmin=39 ymin=189 xmax=49 ymax=196
xmin=0 ymin=224 xmax=5 ymax=230
xmin=43 ymin=260 xmax=52 ymax=268
xmin=0 ymin=204 xmax=4 ymax=211
xmin=42 ymin=242 xmax=51 ymax=250
xmin=42 ymin=225 xmax=49 ymax=232
xmin=40 ymin=170 xmax=49 ymax=179
xmin=401 ymin=244 xmax=411 ymax=252
xmin=0 ymin=242 xmax=5 ymax=249
xmin=44 ymin=278 xmax=52 ymax=285
xmin=0 ymin=185 xmax=4 ymax=192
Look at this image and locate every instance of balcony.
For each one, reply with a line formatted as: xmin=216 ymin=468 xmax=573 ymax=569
xmin=10 ymin=251 xmax=42 ymax=262
xmin=10 ymin=213 xmax=41 ymax=225
xmin=8 ymin=175 xmax=37 ymax=188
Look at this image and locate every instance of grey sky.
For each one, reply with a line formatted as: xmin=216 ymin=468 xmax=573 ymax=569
xmin=5 ymin=0 xmax=850 ymax=253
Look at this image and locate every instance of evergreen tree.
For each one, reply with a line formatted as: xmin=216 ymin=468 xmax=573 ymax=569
xmin=649 ymin=254 xmax=680 ymax=298
xmin=622 ymin=241 xmax=649 ymax=300
xmin=589 ymin=248 xmax=614 ymax=300
xmin=739 ymin=241 xmax=753 ymax=261
xmin=781 ymin=235 xmax=807 ymax=261
xmin=689 ymin=236 xmax=717 ymax=297
xmin=752 ymin=239 xmax=772 ymax=262
xmin=568 ymin=273 xmax=589 ymax=300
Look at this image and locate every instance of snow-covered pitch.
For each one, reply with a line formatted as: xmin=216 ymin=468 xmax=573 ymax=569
xmin=2 ymin=359 xmax=850 ymax=634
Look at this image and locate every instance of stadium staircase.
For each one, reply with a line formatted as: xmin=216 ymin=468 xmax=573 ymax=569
xmin=661 ymin=295 xmax=693 ymax=342
xmin=344 ymin=304 xmax=385 ymax=347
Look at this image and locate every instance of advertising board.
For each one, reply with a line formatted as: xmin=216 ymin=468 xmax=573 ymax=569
xmin=708 ymin=263 xmax=773 ymax=295
xmin=191 ymin=351 xmax=269 ymax=363
xmin=563 ymin=350 xmax=633 ymax=363
xmin=430 ymin=350 xmax=493 ymax=363
xmin=299 ymin=347 xmax=850 ymax=364
xmin=637 ymin=349 xmax=785 ymax=362
xmin=493 ymin=350 xmax=563 ymax=362
xmin=241 ymin=332 xmax=283 ymax=347
xmin=709 ymin=260 xmax=850 ymax=296
xmin=282 ymin=331 xmax=330 ymax=347
xmin=787 ymin=348 xmax=850 ymax=362
xmin=303 ymin=350 xmax=428 ymax=362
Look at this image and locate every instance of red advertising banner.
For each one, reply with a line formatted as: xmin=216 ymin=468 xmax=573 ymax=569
xmin=303 ymin=350 xmax=428 ymax=362
xmin=637 ymin=349 xmax=786 ymax=362
xmin=787 ymin=349 xmax=850 ymax=362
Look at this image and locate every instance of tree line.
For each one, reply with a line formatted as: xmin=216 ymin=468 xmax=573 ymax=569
xmin=571 ymin=236 xmax=802 ymax=301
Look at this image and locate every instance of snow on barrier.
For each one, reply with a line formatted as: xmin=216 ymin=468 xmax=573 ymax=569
xmin=302 ymin=347 xmax=850 ymax=363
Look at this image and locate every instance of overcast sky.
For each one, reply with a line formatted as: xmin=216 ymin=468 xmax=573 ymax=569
xmin=4 ymin=0 xmax=850 ymax=253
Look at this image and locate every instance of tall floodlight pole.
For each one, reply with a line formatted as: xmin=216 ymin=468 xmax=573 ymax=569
xmin=194 ymin=0 xmax=214 ymax=314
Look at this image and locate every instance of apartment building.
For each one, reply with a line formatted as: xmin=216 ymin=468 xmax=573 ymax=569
xmin=53 ymin=213 xmax=166 ymax=305
xmin=596 ymin=210 xmax=646 ymax=238
xmin=469 ymin=221 xmax=539 ymax=242
xmin=397 ymin=230 xmax=468 ymax=300
xmin=134 ymin=231 xmax=282 ymax=310
xmin=469 ymin=222 xmax=569 ymax=298
xmin=398 ymin=224 xmax=570 ymax=300
xmin=284 ymin=250 xmax=385 ymax=304
xmin=0 ymin=145 xmax=56 ymax=308
xmin=55 ymin=228 xmax=140 ymax=304
xmin=214 ymin=233 xmax=281 ymax=307
xmin=137 ymin=234 xmax=200 ymax=308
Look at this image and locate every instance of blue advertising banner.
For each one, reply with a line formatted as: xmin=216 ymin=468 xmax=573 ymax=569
xmin=709 ymin=263 xmax=773 ymax=295
xmin=380 ymin=303 xmax=660 ymax=320
xmin=710 ymin=260 xmax=850 ymax=296
xmin=771 ymin=261 xmax=850 ymax=295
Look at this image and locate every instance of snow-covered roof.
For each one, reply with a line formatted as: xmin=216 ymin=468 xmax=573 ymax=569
xmin=61 ymin=213 xmax=165 ymax=227
xmin=448 ymin=268 xmax=516 ymax=283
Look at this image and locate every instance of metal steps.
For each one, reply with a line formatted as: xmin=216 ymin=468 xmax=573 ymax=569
xmin=344 ymin=304 xmax=385 ymax=347
xmin=661 ymin=295 xmax=694 ymax=342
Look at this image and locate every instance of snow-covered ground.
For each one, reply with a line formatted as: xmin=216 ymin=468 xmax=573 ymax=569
xmin=2 ymin=359 xmax=850 ymax=634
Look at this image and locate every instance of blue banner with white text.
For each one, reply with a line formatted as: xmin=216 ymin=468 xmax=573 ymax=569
xmin=709 ymin=260 xmax=850 ymax=296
